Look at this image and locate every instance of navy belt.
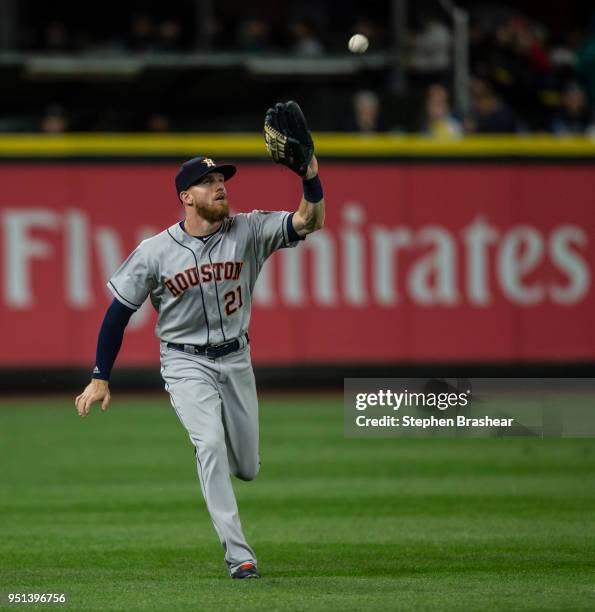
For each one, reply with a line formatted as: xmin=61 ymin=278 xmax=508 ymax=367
xmin=167 ymin=334 xmax=249 ymax=360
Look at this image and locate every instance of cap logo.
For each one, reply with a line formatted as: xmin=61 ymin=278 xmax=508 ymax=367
xmin=202 ymin=158 xmax=216 ymax=168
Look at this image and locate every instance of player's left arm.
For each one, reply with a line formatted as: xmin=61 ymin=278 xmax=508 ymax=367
xmin=291 ymin=155 xmax=325 ymax=237
xmin=263 ymin=101 xmax=324 ymax=237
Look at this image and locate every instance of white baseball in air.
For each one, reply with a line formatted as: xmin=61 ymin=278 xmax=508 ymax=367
xmin=348 ymin=33 xmax=369 ymax=54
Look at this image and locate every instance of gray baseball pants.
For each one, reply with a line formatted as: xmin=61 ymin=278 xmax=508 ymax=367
xmin=159 ymin=339 xmax=259 ymax=573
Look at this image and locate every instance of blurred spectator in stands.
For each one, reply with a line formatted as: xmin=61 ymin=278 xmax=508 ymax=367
xmin=551 ymin=83 xmax=590 ymax=134
xmin=487 ymin=21 xmax=525 ymax=97
xmin=129 ymin=13 xmax=157 ymax=52
xmin=408 ymin=13 xmax=451 ymax=81
xmin=472 ymin=15 xmax=553 ymax=130
xmin=155 ymin=20 xmax=183 ymax=52
xmin=470 ymin=18 xmax=511 ymax=85
xmin=237 ymin=18 xmax=271 ymax=53
xmin=550 ymin=28 xmax=583 ymax=84
xmin=40 ymin=105 xmax=69 ymax=134
xmin=514 ymin=20 xmax=551 ymax=74
xmin=423 ymin=84 xmax=462 ymax=139
xmin=42 ymin=21 xmax=70 ymax=53
xmin=146 ymin=112 xmax=171 ymax=132
xmin=289 ymin=18 xmax=324 ymax=56
xmin=465 ymin=78 xmax=516 ymax=133
xmin=347 ymin=90 xmax=384 ymax=133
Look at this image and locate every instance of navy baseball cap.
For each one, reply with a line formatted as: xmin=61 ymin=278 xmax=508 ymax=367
xmin=175 ymin=156 xmax=237 ymax=194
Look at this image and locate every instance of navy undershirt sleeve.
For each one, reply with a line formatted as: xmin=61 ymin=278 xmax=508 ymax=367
xmin=287 ymin=213 xmax=306 ymax=243
xmin=92 ymin=298 xmax=135 ymax=380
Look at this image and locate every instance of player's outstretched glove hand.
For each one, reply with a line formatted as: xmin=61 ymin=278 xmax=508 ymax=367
xmin=264 ymin=101 xmax=314 ymax=177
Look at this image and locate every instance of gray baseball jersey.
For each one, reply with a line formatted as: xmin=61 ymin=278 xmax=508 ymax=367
xmin=108 ymin=211 xmax=299 ymax=342
xmin=107 ymin=209 xmax=301 ymax=574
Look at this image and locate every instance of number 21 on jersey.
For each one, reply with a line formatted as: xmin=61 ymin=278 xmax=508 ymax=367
xmin=224 ymin=286 xmax=243 ymax=316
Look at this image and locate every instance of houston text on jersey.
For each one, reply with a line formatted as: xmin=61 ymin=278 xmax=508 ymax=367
xmin=165 ymin=261 xmax=244 ymax=297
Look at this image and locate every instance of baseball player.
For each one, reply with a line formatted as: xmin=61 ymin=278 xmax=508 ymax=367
xmin=74 ymin=102 xmax=324 ymax=579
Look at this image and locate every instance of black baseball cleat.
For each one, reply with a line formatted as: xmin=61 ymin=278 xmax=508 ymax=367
xmin=231 ymin=563 xmax=261 ymax=579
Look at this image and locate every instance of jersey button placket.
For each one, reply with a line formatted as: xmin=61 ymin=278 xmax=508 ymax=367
xmin=206 ymin=241 xmax=227 ymax=346
xmin=200 ymin=280 xmax=219 ymax=345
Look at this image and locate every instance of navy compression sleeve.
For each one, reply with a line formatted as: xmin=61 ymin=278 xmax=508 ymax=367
xmin=92 ymin=298 xmax=135 ymax=380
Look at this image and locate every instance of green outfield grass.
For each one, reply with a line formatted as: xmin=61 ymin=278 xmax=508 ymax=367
xmin=1 ymin=394 xmax=594 ymax=611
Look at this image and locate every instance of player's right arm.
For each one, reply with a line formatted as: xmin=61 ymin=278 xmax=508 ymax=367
xmin=75 ymin=240 xmax=155 ymax=417
xmin=75 ymin=299 xmax=135 ymax=416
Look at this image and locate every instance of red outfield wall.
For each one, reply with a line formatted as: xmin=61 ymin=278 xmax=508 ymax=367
xmin=0 ymin=163 xmax=594 ymax=366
